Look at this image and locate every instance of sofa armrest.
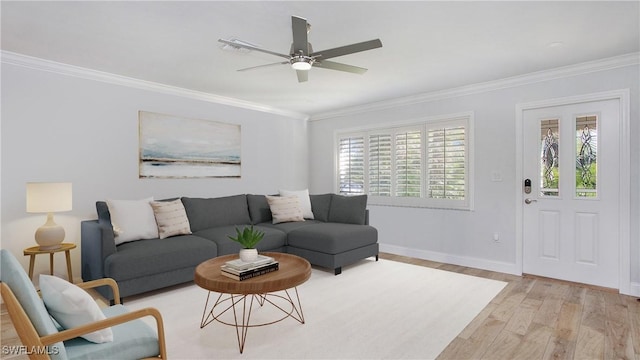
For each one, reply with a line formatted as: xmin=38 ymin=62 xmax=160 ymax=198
xmin=81 ymin=220 xmax=116 ymax=282
xmin=365 ymin=209 xmax=370 ymax=225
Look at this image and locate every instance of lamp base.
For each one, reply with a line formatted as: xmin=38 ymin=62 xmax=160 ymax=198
xmin=34 ymin=213 xmax=65 ymax=251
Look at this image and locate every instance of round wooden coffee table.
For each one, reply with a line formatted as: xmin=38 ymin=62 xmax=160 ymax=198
xmin=194 ymin=252 xmax=311 ymax=353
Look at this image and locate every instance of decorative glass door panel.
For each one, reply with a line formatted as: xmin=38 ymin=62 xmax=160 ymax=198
xmin=576 ymin=115 xmax=598 ymax=198
xmin=540 ymin=119 xmax=559 ymax=197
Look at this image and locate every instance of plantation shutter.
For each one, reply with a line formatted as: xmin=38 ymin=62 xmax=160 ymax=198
xmin=336 ymin=113 xmax=472 ymax=210
xmin=395 ymin=130 xmax=422 ymax=197
xmin=427 ymin=125 xmax=466 ymax=200
xmin=368 ymin=134 xmax=392 ymax=196
xmin=338 ymin=136 xmax=365 ymax=195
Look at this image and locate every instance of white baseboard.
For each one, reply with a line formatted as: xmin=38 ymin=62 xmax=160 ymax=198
xmin=628 ymin=282 xmax=640 ymax=297
xmin=379 ymin=243 xmax=520 ymax=276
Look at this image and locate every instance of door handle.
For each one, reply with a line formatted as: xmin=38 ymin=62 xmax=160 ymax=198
xmin=525 ymin=198 xmax=537 ymax=204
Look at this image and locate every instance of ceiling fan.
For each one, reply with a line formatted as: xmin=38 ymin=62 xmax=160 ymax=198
xmin=218 ymin=15 xmax=382 ymax=82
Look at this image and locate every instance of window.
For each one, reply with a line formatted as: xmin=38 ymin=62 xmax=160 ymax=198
xmin=336 ymin=113 xmax=473 ymax=210
xmin=337 ymin=136 xmax=365 ymax=195
xmin=368 ymin=134 xmax=392 ymax=196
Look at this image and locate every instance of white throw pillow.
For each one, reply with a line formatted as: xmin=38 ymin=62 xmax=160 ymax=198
xmin=107 ymin=197 xmax=159 ymax=245
xmin=266 ymin=195 xmax=305 ymax=224
xmin=150 ymin=199 xmax=192 ymax=239
xmin=39 ymin=275 xmax=113 ymax=344
xmin=279 ymin=189 xmax=314 ymax=219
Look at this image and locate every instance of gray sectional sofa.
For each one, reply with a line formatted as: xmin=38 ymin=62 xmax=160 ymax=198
xmin=81 ymin=194 xmax=378 ymax=302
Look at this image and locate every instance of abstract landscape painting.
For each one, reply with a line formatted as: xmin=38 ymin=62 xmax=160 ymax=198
xmin=139 ymin=111 xmax=241 ymax=178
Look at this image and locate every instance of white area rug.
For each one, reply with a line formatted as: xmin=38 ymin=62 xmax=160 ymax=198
xmin=125 ymin=259 xmax=506 ymax=359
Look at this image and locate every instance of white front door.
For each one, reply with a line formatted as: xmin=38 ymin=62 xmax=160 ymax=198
xmin=522 ymin=99 xmax=620 ymax=288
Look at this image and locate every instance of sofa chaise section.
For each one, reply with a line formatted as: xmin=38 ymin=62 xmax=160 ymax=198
xmin=286 ymin=223 xmax=378 ymax=275
xmin=248 ymin=193 xmax=379 ymax=275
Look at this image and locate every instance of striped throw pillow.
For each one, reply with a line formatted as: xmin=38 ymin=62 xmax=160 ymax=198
xmin=266 ymin=195 xmax=305 ymax=224
xmin=150 ymin=199 xmax=192 ymax=239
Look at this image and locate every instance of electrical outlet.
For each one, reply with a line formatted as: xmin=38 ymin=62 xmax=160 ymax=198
xmin=493 ymin=232 xmax=500 ymax=242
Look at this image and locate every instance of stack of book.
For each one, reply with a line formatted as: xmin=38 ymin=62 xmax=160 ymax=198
xmin=221 ymin=255 xmax=279 ymax=281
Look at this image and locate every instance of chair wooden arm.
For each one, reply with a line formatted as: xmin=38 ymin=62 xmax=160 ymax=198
xmin=74 ymin=278 xmax=121 ymax=304
xmin=1 ymin=283 xmax=49 ymax=359
xmin=40 ymin=307 xmax=167 ymax=359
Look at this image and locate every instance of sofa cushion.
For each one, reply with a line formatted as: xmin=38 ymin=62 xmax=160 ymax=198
xmin=261 ymin=220 xmax=322 ymax=233
xmin=309 ymin=194 xmax=333 ymax=222
xmin=181 ymin=195 xmax=251 ymax=232
xmin=328 ymin=194 xmax=368 ymax=225
xmin=106 ymin=198 xmax=159 ymax=244
xmin=194 ymin=225 xmax=287 ymax=255
xmin=247 ymin=194 xmax=272 ymax=224
xmin=287 ymin=223 xmax=378 ymax=254
xmin=279 ymin=189 xmax=314 ymax=219
xmin=105 ymin=235 xmax=217 ymax=281
xmin=150 ymin=199 xmax=192 ymax=239
xmin=39 ymin=275 xmax=113 ymax=343
xmin=266 ymin=195 xmax=305 ymax=224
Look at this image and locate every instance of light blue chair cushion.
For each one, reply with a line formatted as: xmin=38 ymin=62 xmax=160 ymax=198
xmin=64 ymin=305 xmax=160 ymax=360
xmin=0 ymin=249 xmax=68 ymax=360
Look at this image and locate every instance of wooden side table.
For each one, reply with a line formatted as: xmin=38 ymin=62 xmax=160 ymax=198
xmin=23 ymin=243 xmax=76 ymax=282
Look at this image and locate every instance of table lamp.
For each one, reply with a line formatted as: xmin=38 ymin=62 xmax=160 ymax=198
xmin=26 ymin=182 xmax=72 ymax=250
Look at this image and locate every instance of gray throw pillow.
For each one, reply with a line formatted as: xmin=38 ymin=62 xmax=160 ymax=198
xmin=328 ymin=194 xmax=367 ymax=225
xmin=96 ymin=201 xmax=111 ymax=225
xmin=247 ymin=194 xmax=272 ymax=224
xmin=309 ymin=194 xmax=333 ymax=222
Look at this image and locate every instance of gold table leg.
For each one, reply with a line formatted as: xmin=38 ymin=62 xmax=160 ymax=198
xmin=28 ymin=255 xmax=36 ymax=280
xmin=200 ymin=288 xmax=305 ymax=354
xmin=64 ymin=250 xmax=73 ymax=282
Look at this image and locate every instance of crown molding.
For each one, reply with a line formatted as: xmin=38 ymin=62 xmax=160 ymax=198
xmin=4 ymin=50 xmax=637 ymax=123
xmin=310 ymin=52 xmax=640 ymax=121
xmin=1 ymin=51 xmax=310 ymax=121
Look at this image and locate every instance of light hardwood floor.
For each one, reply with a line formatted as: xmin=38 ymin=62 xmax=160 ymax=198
xmin=2 ymin=253 xmax=639 ymax=359
xmin=380 ymin=253 xmax=640 ymax=360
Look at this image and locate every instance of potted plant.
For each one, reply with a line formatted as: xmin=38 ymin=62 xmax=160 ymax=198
xmin=228 ymin=225 xmax=265 ymax=262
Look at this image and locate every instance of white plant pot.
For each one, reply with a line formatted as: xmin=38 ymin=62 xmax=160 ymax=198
xmin=239 ymin=248 xmax=258 ymax=262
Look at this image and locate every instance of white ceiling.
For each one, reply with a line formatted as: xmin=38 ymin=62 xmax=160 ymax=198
xmin=2 ymin=1 xmax=638 ymax=118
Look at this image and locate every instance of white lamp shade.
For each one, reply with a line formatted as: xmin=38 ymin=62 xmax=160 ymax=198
xmin=26 ymin=182 xmax=73 ymax=213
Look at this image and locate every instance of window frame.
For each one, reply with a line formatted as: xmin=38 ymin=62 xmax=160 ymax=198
xmin=335 ymin=112 xmax=474 ymax=210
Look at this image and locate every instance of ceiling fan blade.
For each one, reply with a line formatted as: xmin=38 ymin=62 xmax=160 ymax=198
xmin=296 ymin=70 xmax=308 ymax=83
xmin=291 ymin=16 xmax=309 ymax=55
xmin=314 ymin=60 xmax=368 ymax=74
xmin=237 ymin=61 xmax=289 ymax=72
xmin=218 ymin=39 xmax=290 ymax=60
xmin=311 ymin=39 xmax=382 ymax=60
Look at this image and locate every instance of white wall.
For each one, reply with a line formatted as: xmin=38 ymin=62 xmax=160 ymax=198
xmin=2 ymin=58 xmax=638 ymax=296
xmin=309 ymin=65 xmax=639 ymax=293
xmin=0 ymin=63 xmax=308 ymax=280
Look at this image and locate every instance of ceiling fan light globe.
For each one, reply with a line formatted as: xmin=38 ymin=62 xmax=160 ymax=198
xmin=291 ymin=60 xmax=312 ymax=71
